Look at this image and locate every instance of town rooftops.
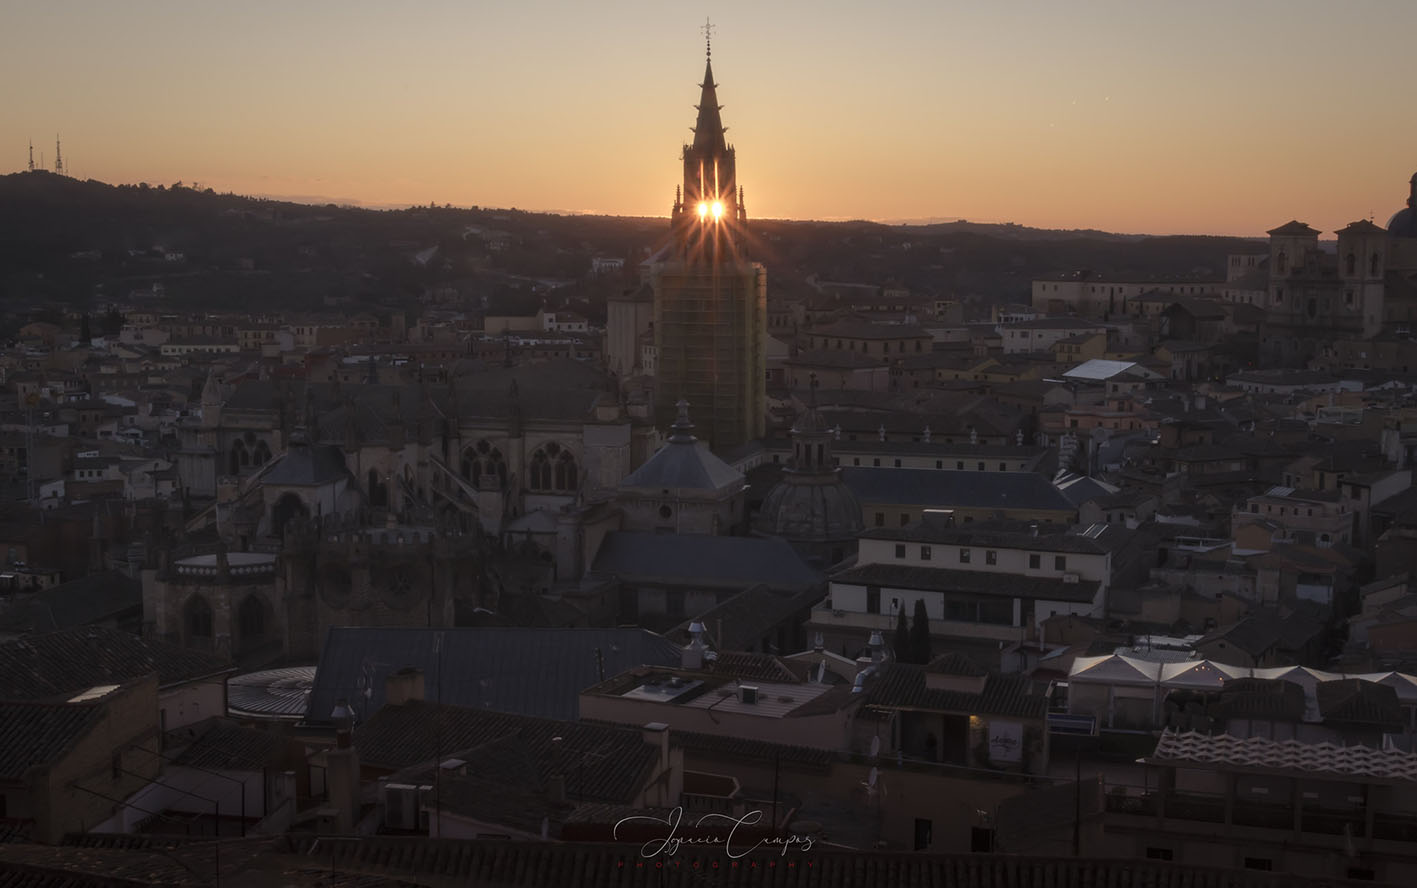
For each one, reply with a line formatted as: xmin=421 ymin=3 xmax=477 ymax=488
xmin=0 ymin=626 xmax=232 ymax=701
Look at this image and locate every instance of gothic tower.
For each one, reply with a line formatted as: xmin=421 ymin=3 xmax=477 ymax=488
xmin=651 ymin=37 xmax=767 ymax=452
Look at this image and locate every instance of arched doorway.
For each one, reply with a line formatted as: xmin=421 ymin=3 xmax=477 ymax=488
xmin=272 ymin=492 xmax=309 ymax=539
xmin=185 ymin=595 xmax=214 ymax=650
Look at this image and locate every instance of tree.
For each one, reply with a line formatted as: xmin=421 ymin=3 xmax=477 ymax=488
xmin=893 ymin=606 xmax=912 ymax=664
xmin=910 ymin=598 xmax=933 ymax=665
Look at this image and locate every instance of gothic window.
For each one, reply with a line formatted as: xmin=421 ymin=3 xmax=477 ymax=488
xmin=462 ymin=440 xmax=507 ymax=490
xmin=1345 ymin=252 xmax=1356 ymax=275
xmin=229 ymin=440 xmax=248 ymax=475
xmin=185 ymin=595 xmax=213 ymax=642
xmin=529 ymin=442 xmax=577 ymax=493
xmin=252 ymin=440 xmax=272 ymax=466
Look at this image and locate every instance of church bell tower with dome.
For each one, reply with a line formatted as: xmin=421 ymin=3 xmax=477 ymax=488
xmin=754 ymin=376 xmax=864 ymax=567
xmin=650 ymin=29 xmax=767 ymax=452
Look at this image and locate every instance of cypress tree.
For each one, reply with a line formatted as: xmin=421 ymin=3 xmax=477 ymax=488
xmin=893 ymin=606 xmax=912 ymax=663
xmin=910 ymin=598 xmax=933 ymax=665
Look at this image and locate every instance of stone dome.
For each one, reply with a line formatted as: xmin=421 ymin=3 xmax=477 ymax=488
xmin=754 ymin=474 xmax=864 ymax=542
xmin=1387 ymin=172 xmax=1417 ymax=238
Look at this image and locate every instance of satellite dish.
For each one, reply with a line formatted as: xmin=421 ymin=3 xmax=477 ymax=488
xmin=869 ymin=736 xmax=880 ymax=759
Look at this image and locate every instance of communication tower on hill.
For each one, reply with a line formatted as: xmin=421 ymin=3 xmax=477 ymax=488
xmin=54 ymin=136 xmax=66 ymax=176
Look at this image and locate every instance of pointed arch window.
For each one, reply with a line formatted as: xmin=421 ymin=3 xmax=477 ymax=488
xmin=252 ymin=440 xmax=272 ymax=466
xmin=529 ymin=442 xmax=577 ymax=493
xmin=229 ymin=440 xmax=249 ymax=475
xmin=462 ymin=440 xmax=508 ymax=490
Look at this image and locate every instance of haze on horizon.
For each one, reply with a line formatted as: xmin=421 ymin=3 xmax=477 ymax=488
xmin=3 ymin=0 xmax=1414 ymax=238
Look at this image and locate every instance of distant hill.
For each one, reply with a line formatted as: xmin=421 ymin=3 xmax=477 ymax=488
xmin=0 ymin=172 xmax=1265 ymax=316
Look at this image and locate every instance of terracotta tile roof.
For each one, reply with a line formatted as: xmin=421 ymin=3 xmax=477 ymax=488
xmin=0 ymin=627 xmax=231 ymax=700
xmin=0 ymin=701 xmax=101 ymax=780
xmin=864 ymin=664 xmax=1048 ymax=720
xmin=172 ymin=719 xmax=287 ymax=772
xmin=354 ymin=701 xmax=658 ymax=805
xmin=1151 ymin=729 xmax=1417 ymax=782
xmin=275 ymin=836 xmax=1343 ymax=887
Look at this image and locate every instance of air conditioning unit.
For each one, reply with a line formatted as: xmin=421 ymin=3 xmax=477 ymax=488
xmin=1062 ymin=573 xmax=1079 ymax=584
xmin=383 ymin=783 xmax=419 ymax=830
xmin=740 ymin=685 xmax=759 ymax=705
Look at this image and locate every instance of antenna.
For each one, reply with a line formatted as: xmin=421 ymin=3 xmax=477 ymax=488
xmin=27 ymin=141 xmax=34 ymax=172
xmin=54 ymin=135 xmax=65 ymax=177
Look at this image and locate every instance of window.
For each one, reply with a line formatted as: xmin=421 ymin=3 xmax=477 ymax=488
xmin=900 ymin=513 xmax=910 ymax=527
xmin=1054 ymin=555 xmax=1067 ymax=571
xmin=956 ymin=461 xmax=964 ymax=470
xmin=935 ymin=460 xmax=942 ymax=469
xmin=985 ymin=550 xmax=997 ymax=565
xmin=893 ymin=459 xmax=902 ymax=468
xmin=959 ymin=548 xmax=970 ymax=564
xmin=867 ymin=586 xmax=881 ymax=614
xmin=1029 ymin=554 xmax=1041 ymax=569
xmin=977 ymin=462 xmax=985 ymax=471
xmin=1243 ymin=858 xmax=1272 ymax=872
xmin=1346 ymin=867 xmax=1375 ymax=881
xmin=874 ymin=512 xmax=885 ymax=527
xmin=894 ymin=544 xmax=906 ymax=559
xmin=873 ymin=458 xmax=881 ymax=467
xmin=998 ymin=462 xmax=1006 ymax=471
xmin=1144 ymin=848 xmax=1174 ymax=861
xmin=921 ymin=546 xmax=932 ymax=561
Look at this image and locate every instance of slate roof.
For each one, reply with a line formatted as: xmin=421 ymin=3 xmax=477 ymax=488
xmin=842 ymin=467 xmax=1076 ymax=513
xmin=863 ymin=516 xmax=1129 ymax=555
xmin=1212 ymin=677 xmax=1307 ymax=723
xmin=589 ymin=532 xmax=822 ymax=591
xmin=0 ymin=627 xmax=232 ymax=701
xmin=0 ymin=570 xmax=141 ymax=634
xmin=617 ymin=427 xmax=743 ymax=493
xmin=260 ymin=441 xmax=350 ymax=487
xmin=353 ymin=701 xmax=659 ymax=804
xmin=832 ymin=562 xmax=1099 ymax=604
xmin=666 ymin=585 xmax=825 ymax=653
xmin=864 ymin=663 xmax=1048 ymax=719
xmin=306 ymin=627 xmax=683 ymax=723
xmin=0 ymin=701 xmax=102 ymax=780
xmin=172 ymin=720 xmax=286 ymax=772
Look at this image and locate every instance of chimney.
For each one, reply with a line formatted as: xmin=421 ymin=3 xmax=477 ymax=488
xmin=326 ymin=699 xmax=361 ymax=833
xmin=682 ymin=621 xmax=706 ymax=670
xmin=385 ymin=667 xmax=425 ymax=706
xmin=1030 ymin=523 xmax=1039 ymax=538
xmin=642 ymin=721 xmax=670 ymax=774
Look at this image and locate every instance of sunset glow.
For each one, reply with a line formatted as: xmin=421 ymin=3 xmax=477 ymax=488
xmin=2 ymin=1 xmax=1415 ymax=235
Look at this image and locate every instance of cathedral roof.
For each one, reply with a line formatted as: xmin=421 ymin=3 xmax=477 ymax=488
xmin=618 ymin=400 xmax=743 ymax=494
xmin=1267 ymin=220 xmax=1320 ymax=237
xmin=261 ymin=439 xmax=351 ymax=487
xmin=691 ymin=57 xmax=727 ymax=155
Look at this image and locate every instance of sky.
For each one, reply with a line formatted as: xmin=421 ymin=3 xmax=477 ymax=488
xmin=3 ymin=0 xmax=1415 ymax=236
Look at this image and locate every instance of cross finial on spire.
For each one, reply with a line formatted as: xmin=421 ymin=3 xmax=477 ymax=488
xmin=701 ymin=17 xmax=714 ymax=58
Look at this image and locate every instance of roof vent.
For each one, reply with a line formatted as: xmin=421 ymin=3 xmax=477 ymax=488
xmin=739 ymin=685 xmax=759 ymax=705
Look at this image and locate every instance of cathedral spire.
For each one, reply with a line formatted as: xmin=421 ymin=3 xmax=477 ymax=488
xmin=692 ymin=43 xmax=726 ymax=155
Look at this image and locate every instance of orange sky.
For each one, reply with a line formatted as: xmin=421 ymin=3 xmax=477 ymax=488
xmin=3 ymin=1 xmax=1415 ymax=236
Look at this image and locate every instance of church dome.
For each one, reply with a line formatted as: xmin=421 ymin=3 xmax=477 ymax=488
xmin=754 ymin=475 xmax=864 ymax=542
xmin=1387 ymin=172 xmax=1417 ymax=238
